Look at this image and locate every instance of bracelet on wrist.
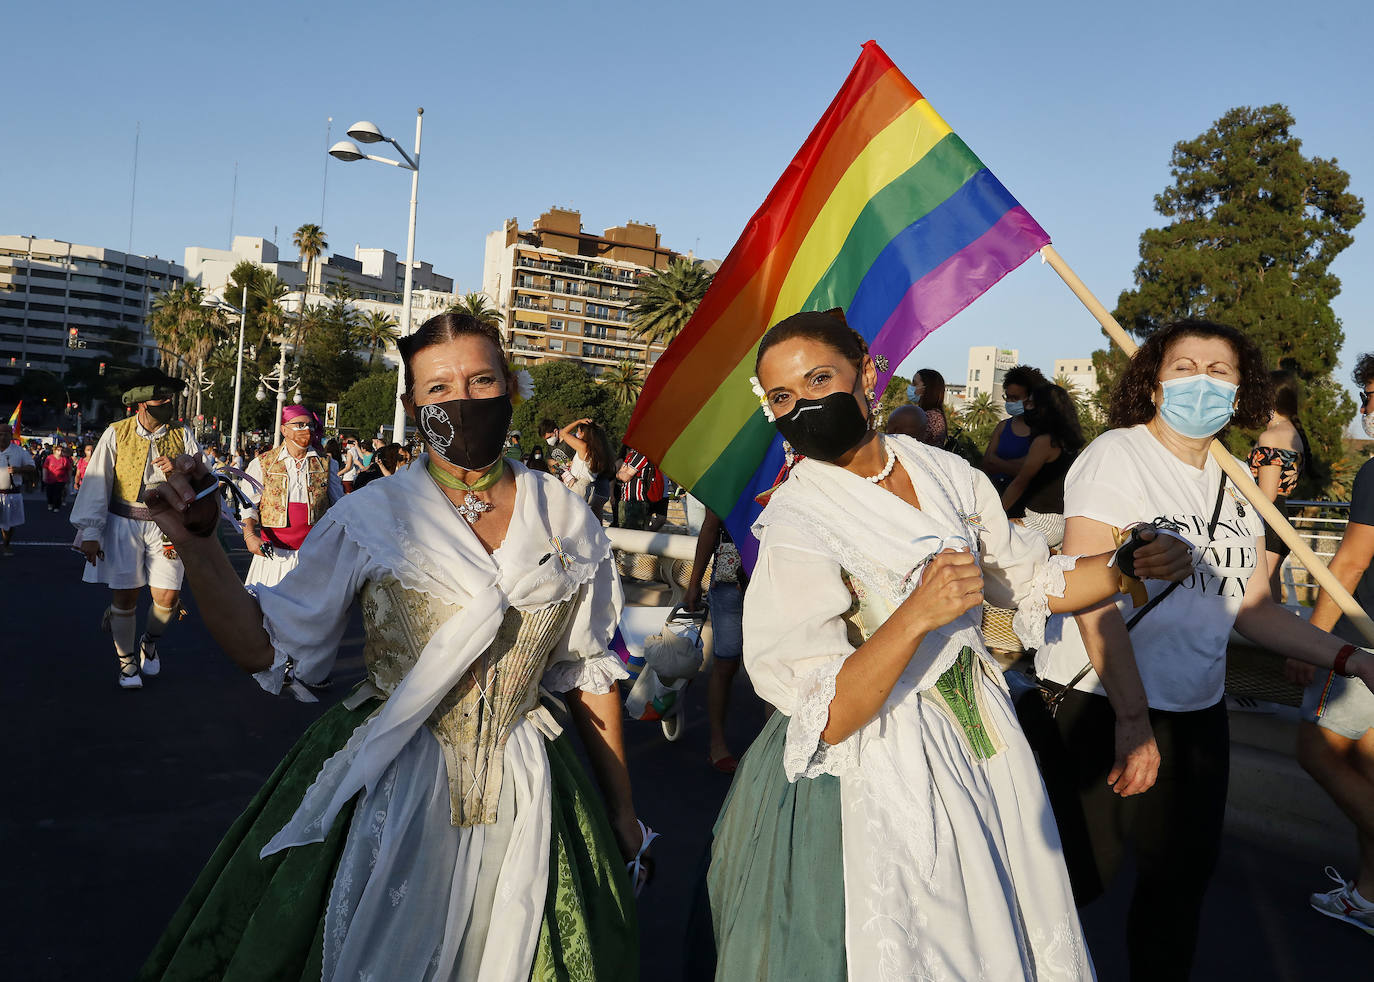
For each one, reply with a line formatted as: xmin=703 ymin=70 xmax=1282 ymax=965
xmin=1333 ymin=643 xmax=1358 ymax=679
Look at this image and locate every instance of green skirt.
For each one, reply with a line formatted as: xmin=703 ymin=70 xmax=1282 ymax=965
xmin=693 ymin=711 xmax=846 ymax=982
xmin=138 ymin=700 xmax=637 ymax=981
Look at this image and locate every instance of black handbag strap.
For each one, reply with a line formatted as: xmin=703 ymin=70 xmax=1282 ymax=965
xmin=1056 ymin=473 xmax=1229 ymax=695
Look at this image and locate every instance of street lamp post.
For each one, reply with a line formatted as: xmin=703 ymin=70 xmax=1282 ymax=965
xmin=203 ymin=284 xmax=249 ymax=458
xmin=263 ymin=336 xmax=302 ymax=447
xmin=329 ymin=109 xmax=423 ymax=442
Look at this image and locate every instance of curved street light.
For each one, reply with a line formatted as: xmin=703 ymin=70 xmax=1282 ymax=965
xmin=328 ymin=108 xmax=423 ymax=442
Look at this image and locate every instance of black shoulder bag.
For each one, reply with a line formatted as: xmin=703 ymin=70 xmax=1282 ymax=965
xmin=1017 ymin=473 xmax=1228 ymax=719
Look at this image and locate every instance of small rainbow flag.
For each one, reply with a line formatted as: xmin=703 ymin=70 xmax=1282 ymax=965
xmin=6 ymin=401 xmax=20 ymax=440
xmin=626 ymin=41 xmax=1049 ymax=562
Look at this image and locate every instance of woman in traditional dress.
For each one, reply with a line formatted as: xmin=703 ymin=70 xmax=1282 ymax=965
xmin=698 ymin=309 xmax=1196 ymax=982
xmin=137 ymin=311 xmax=645 ymax=982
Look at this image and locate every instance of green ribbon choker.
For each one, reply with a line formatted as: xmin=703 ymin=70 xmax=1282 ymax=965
xmin=427 ymin=456 xmax=505 ymax=492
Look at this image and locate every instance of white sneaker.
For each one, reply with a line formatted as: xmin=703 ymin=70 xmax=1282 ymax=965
xmin=118 ymin=660 xmax=143 ymax=689
xmin=1310 ymin=866 xmax=1374 ymax=936
xmin=139 ymin=634 xmax=160 ymax=678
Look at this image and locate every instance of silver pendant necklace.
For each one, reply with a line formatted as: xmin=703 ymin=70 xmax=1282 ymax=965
xmin=453 ymin=491 xmax=493 ymax=524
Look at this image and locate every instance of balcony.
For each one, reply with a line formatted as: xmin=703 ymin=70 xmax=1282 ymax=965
xmin=515 ymin=255 xmax=640 ymax=286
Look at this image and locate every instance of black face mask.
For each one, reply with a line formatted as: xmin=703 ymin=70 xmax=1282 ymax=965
xmin=773 ymin=389 xmax=870 ymax=462
xmin=416 ymin=395 xmax=513 ymax=470
xmin=144 ymin=401 xmax=176 ymax=425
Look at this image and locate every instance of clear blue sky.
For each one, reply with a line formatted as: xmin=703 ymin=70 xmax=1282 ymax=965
xmin=6 ymin=0 xmax=1373 ymax=413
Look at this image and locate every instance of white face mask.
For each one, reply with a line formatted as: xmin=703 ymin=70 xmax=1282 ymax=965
xmin=1363 ymin=413 xmax=1374 ymax=440
xmin=546 ymin=436 xmax=557 ymax=447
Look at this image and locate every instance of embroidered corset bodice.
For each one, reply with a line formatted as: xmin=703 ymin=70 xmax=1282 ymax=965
xmin=839 ymin=569 xmax=1004 ymax=760
xmin=359 ymin=575 xmax=576 ymax=827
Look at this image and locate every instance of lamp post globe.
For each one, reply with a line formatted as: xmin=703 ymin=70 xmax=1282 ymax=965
xmin=345 ymin=121 xmax=386 ymax=144
xmin=328 ymin=140 xmax=365 ymax=162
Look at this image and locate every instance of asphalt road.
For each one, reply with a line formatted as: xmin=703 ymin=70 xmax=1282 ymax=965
xmin=3 ymin=491 xmax=1369 ymax=980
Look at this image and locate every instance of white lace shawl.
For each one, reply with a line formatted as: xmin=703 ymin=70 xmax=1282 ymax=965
xmin=256 ymin=455 xmax=622 ymax=856
xmin=748 ymin=435 xmax=1075 ymax=782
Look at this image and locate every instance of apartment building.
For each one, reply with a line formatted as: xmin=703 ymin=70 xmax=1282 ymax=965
xmin=482 ymin=208 xmax=678 ymax=374
xmin=1053 ymin=356 xmax=1098 ymax=399
xmin=0 ymin=235 xmax=184 ymax=384
xmin=966 ymin=346 xmax=1019 ymax=401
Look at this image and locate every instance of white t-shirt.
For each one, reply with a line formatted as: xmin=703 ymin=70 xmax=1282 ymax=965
xmin=1035 ymin=424 xmax=1260 ymax=712
xmin=0 ymin=443 xmax=35 ymax=490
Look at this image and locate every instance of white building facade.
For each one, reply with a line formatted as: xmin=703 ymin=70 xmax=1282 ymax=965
xmin=966 ymin=346 xmax=1019 ymax=401
xmin=183 ymin=236 xmax=459 ymax=369
xmin=1053 ymin=356 xmax=1099 ymax=400
xmin=0 ymin=235 xmax=184 ymax=384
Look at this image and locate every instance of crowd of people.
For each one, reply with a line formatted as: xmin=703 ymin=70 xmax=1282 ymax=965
xmin=10 ymin=303 xmax=1374 ymax=980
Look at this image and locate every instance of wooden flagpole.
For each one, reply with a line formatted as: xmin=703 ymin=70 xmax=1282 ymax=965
xmin=1039 ymin=244 xmax=1374 ymax=646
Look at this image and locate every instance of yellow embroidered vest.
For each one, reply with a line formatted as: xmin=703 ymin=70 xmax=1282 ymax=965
xmin=110 ymin=416 xmax=186 ymax=505
xmin=258 ymin=453 xmax=331 ymax=528
xmin=359 ymin=576 xmax=577 ymax=827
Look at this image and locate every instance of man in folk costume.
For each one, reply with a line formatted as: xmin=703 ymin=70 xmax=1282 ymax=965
xmin=71 ymin=367 xmax=200 ymax=688
xmin=0 ymin=422 xmax=37 ymax=557
xmin=240 ymin=405 xmax=343 ymax=590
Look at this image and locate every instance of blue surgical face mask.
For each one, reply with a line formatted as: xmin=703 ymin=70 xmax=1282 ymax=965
xmin=1157 ymin=373 xmax=1238 ymax=439
xmin=1004 ymin=400 xmax=1024 ymax=417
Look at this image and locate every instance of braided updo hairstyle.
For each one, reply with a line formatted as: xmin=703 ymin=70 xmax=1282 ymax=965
xmin=755 ymin=308 xmax=869 ymax=375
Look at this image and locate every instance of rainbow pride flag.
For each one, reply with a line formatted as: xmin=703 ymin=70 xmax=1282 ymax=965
xmin=6 ymin=401 xmax=20 ymax=440
xmin=625 ymin=41 xmax=1049 ymax=561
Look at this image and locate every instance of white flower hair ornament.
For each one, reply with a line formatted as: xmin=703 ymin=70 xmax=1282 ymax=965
xmin=509 ymin=367 xmax=535 ymax=406
xmin=749 ymin=376 xmax=776 ymax=422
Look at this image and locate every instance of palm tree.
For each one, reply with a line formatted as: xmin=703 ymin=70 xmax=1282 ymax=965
xmin=148 ymin=282 xmax=226 ymax=421
xmin=252 ymin=272 xmax=291 ymax=341
xmin=293 ymin=223 xmax=328 ymax=292
xmin=446 ymin=291 xmax=502 ymax=328
xmin=353 ymin=310 xmax=400 ymax=369
xmin=627 ymin=258 xmax=713 ymax=364
xmin=598 ymin=360 xmax=643 ymax=407
xmin=961 ymin=392 xmax=1002 ymax=432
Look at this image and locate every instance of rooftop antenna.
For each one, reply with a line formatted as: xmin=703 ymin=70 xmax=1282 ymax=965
xmin=126 ymin=121 xmax=140 ymax=255
xmin=320 ymin=116 xmax=332 ymax=227
xmin=229 ymin=161 xmax=238 ymax=243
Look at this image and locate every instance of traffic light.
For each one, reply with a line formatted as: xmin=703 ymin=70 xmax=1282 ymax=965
xmin=98 ymin=362 xmax=106 ymax=376
xmin=68 ymin=327 xmax=79 ymax=349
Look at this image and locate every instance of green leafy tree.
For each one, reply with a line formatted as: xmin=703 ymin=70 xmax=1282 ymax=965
xmin=878 ymin=373 xmax=912 ymax=420
xmin=338 ymin=369 xmax=400 ymax=442
xmin=510 ymin=359 xmax=620 ymax=446
xmin=447 ymin=292 xmax=502 ymax=328
xmin=1110 ymin=104 xmax=1364 ymax=491
xmin=293 ymin=223 xmax=328 ymax=292
xmin=627 ymin=258 xmax=713 ymax=363
xmin=353 ymin=310 xmax=400 ymax=369
xmin=298 ymin=282 xmax=365 ymax=406
xmin=959 ymin=393 xmax=1003 ymax=450
xmin=597 ymin=360 xmax=643 ymax=407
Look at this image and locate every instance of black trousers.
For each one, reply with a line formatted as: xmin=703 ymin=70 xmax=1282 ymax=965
xmin=1033 ymin=689 xmax=1229 ymax=981
xmin=44 ymin=481 xmax=65 ymax=508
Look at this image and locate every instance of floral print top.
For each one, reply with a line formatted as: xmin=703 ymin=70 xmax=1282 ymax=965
xmin=1247 ymin=445 xmax=1303 ymax=496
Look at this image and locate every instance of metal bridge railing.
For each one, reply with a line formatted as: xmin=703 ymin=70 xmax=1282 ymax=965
xmin=1277 ymin=499 xmax=1350 ymax=605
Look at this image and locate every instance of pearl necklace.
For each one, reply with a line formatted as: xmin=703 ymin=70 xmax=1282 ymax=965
xmin=864 ymin=438 xmax=896 ymax=483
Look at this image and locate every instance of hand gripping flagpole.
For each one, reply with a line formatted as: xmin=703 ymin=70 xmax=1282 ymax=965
xmin=1039 ymin=243 xmax=1374 ymax=647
